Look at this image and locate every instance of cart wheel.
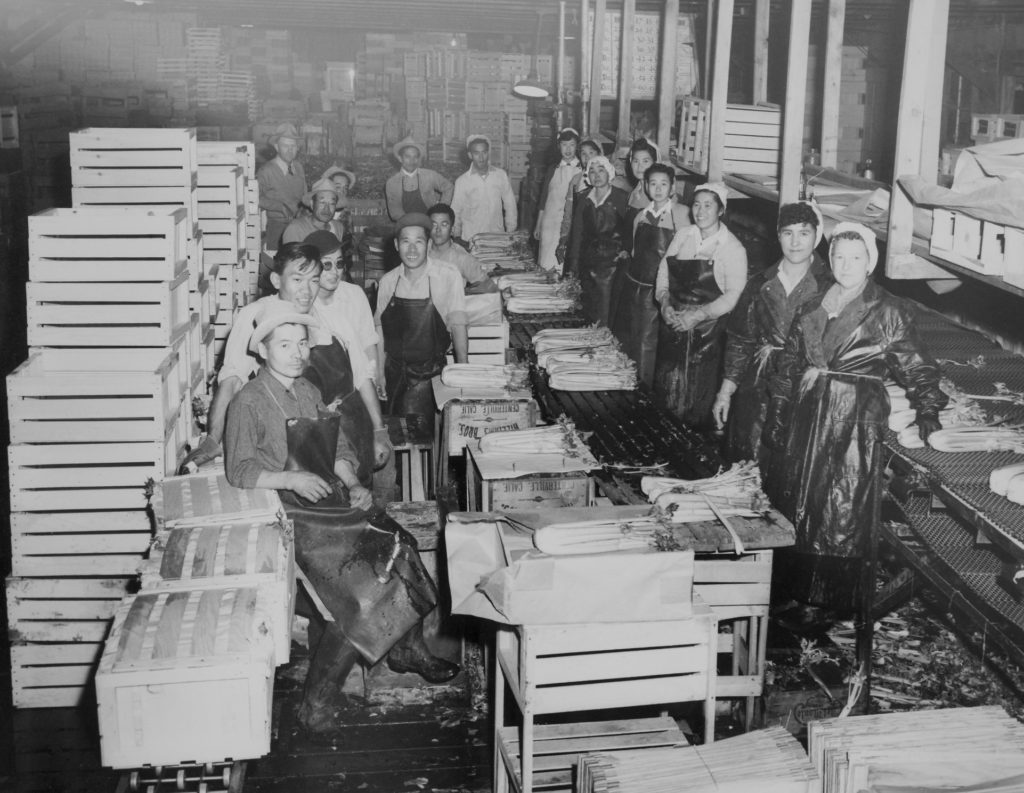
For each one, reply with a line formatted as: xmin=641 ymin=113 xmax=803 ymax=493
xmin=128 ymin=770 xmax=140 ymax=791
xmin=176 ymin=768 xmax=186 ymax=790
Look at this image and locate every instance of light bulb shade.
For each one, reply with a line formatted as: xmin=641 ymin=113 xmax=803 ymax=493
xmin=513 ymin=75 xmax=550 ymax=100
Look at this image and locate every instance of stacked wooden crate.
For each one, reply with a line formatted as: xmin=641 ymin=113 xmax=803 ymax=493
xmin=5 ymin=205 xmax=193 ymax=708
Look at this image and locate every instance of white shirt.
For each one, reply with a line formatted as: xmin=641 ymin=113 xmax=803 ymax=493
xmin=450 ymin=166 xmax=518 ymax=241
xmin=313 ymin=282 xmax=380 ymax=352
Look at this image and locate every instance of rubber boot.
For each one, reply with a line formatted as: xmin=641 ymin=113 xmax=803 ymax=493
xmin=298 ymin=624 xmax=360 ymax=733
xmin=386 ymin=620 xmax=460 ymax=683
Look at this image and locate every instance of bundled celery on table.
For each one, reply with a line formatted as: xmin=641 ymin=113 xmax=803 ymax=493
xmin=478 ymin=418 xmax=592 ymax=457
xmin=440 ymin=363 xmax=529 ymax=391
xmin=641 ymin=461 xmax=771 ymax=523
xmin=927 ymin=426 xmax=1024 ymax=453
xmin=506 ymin=295 xmax=580 ymax=314
xmin=533 ymin=327 xmax=618 ymax=368
xmin=989 ymin=462 xmax=1024 ymax=496
xmin=549 ymin=365 xmax=637 ymax=391
xmin=533 ymin=516 xmax=665 ymax=555
xmin=496 ymin=271 xmax=554 ymax=291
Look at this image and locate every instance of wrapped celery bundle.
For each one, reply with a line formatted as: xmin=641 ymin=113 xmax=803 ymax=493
xmin=541 ymin=350 xmax=634 ymax=372
xmin=496 ymin=271 xmax=554 ymax=291
xmin=928 ymin=426 xmax=1024 ymax=453
xmin=506 ymin=295 xmax=580 ymax=314
xmin=990 ymin=462 xmax=1024 ymax=496
xmin=548 ymin=365 xmax=637 ymax=392
xmin=478 ymin=419 xmax=591 ymax=457
xmin=532 ymin=327 xmax=617 ymax=360
xmin=533 ymin=517 xmax=663 ymax=555
xmin=641 ymin=462 xmax=771 ymax=523
xmin=440 ymin=363 xmax=530 ymax=391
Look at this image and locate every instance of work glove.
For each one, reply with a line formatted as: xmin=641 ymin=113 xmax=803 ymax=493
xmin=916 ymin=414 xmax=942 ymax=443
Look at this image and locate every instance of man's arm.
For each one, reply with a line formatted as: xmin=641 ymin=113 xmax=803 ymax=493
xmin=206 ymin=375 xmax=243 ymax=444
xmin=451 ymin=323 xmax=469 ymax=363
xmin=502 ymin=172 xmax=518 ymax=232
xmin=450 ymin=177 xmax=466 ymax=238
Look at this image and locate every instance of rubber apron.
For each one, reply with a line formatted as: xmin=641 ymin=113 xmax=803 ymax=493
xmin=609 ymin=213 xmax=676 ymax=388
xmin=401 ymin=176 xmax=430 ymax=216
xmin=276 ymin=407 xmax=436 ymax=663
xmin=653 ymin=257 xmax=726 ymax=427
xmin=577 ymin=197 xmax=624 ymax=326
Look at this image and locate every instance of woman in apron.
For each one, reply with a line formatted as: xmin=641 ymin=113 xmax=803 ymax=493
xmin=555 ymin=136 xmax=603 ymax=267
xmin=653 ymin=182 xmax=748 ymax=427
xmin=624 ymin=138 xmax=658 ymax=233
xmin=764 ymin=223 xmax=946 ymax=617
xmin=224 ymin=305 xmax=457 ymax=734
xmin=534 ymin=128 xmax=581 ymax=272
xmin=609 ymin=163 xmax=691 ymax=388
xmin=565 ymin=155 xmax=630 ymax=326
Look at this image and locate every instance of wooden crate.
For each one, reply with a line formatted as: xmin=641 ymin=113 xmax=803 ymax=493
xmin=442 ymin=397 xmax=538 ymax=457
xmin=197 ymin=165 xmax=244 ymax=219
xmin=197 ymin=140 xmax=255 ymax=177
xmin=930 ymin=208 xmax=1005 ymax=276
xmin=7 ymin=347 xmax=185 ymax=444
xmin=9 ymin=427 xmax=185 ymax=513
xmin=202 ymin=323 xmax=217 ymax=380
xmin=152 ymin=469 xmax=284 ymax=529
xmin=190 ymin=275 xmax=213 ymax=330
xmin=496 ymin=717 xmax=685 ymax=793
xmin=140 ymin=519 xmax=296 ymax=664
xmin=676 ymin=96 xmax=710 ymax=173
xmin=465 ymin=445 xmax=594 ymax=512
xmin=466 ymin=319 xmax=510 ymax=365
xmin=29 ymin=207 xmax=189 ymax=283
xmin=72 ymin=183 xmax=198 ymax=230
xmin=26 ymin=272 xmax=190 ymax=347
xmin=723 ymin=103 xmax=781 ymax=176
xmin=96 ymin=587 xmax=276 ymax=769
xmin=69 ymin=127 xmax=197 ymax=187
xmin=10 ymin=511 xmax=151 ymax=577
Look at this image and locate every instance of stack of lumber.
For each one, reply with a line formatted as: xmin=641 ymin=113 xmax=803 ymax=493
xmin=95 ymin=470 xmax=293 ymax=769
xmin=5 ymin=203 xmax=196 ymax=708
xmin=577 ymin=726 xmax=818 ymax=792
xmin=808 ymin=706 xmax=1024 ymax=792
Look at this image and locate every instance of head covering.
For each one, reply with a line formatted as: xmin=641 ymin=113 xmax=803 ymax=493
xmin=302 ymin=177 xmax=339 ymax=207
xmin=321 ymin=165 xmax=356 ymax=187
xmin=248 ymin=300 xmax=317 ymax=354
xmin=395 ymin=212 xmax=432 ymax=234
xmin=579 ymin=136 xmax=605 ymax=155
xmin=302 ymin=230 xmax=342 ymax=256
xmin=630 ymin=137 xmax=660 ymax=162
xmin=392 ymin=136 xmax=423 ymax=161
xmin=268 ymin=123 xmax=300 ymax=146
xmin=466 ymin=134 xmax=491 ymax=150
xmin=694 ymin=181 xmax=729 ymax=209
xmin=831 ymin=221 xmax=879 ymax=272
xmin=805 ymin=201 xmax=825 ymax=245
xmin=586 ymin=155 xmax=616 ymax=183
xmin=557 ymin=127 xmax=580 ymax=142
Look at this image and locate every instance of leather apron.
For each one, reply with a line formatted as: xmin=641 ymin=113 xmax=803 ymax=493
xmin=653 ymin=257 xmax=726 ymax=427
xmin=609 ymin=212 xmax=676 ymax=388
xmin=380 ymin=279 xmax=451 ymax=433
xmin=303 ymin=338 xmax=375 ymax=489
xmin=578 ymin=197 xmax=624 ymax=326
xmin=277 ymin=409 xmax=436 ymax=664
xmin=401 ymin=177 xmax=430 ymax=216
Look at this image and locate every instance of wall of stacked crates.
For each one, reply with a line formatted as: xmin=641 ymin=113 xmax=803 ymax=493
xmin=5 ymin=127 xmax=260 ymax=709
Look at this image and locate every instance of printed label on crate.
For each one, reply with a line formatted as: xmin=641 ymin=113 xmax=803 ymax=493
xmin=489 ymin=475 xmax=591 ymax=511
xmin=446 ymin=400 xmax=536 ymax=454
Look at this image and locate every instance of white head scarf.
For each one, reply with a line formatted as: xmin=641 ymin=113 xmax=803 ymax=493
xmin=695 ymin=181 xmax=728 ymax=209
xmin=587 ymin=155 xmax=616 ymax=183
xmin=831 ymin=221 xmax=879 ymax=272
xmin=804 ymin=201 xmax=825 ymax=245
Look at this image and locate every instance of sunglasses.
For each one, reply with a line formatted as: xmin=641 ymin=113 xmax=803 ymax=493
xmin=321 ymin=257 xmax=343 ymax=271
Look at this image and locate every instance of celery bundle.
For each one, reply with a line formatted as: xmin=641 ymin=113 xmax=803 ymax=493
xmin=440 ymin=363 xmax=530 ymax=391
xmin=990 ymin=462 xmax=1024 ymax=496
xmin=506 ymin=295 xmax=579 ymax=314
xmin=928 ymin=426 xmax=1024 ymax=453
xmin=533 ymin=517 xmax=663 ymax=555
xmin=641 ymin=462 xmax=771 ymax=523
xmin=549 ymin=366 xmax=637 ymax=391
xmin=478 ymin=419 xmax=592 ymax=458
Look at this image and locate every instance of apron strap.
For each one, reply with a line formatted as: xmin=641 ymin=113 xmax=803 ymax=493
xmin=260 ymin=379 xmax=293 ymax=422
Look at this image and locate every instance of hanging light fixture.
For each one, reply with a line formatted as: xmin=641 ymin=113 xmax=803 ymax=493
xmin=513 ymin=11 xmax=551 ymax=100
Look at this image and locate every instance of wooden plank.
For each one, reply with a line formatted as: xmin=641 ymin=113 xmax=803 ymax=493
xmin=13 ymin=554 xmax=145 ymax=577
xmin=820 ymin=0 xmax=846 ymax=168
xmin=10 ymin=598 xmax=122 ymax=621
xmin=9 ymin=619 xmax=112 ymax=643
xmin=533 ymin=673 xmax=710 ymax=713
xmin=534 ymin=645 xmax=709 ymax=685
xmin=779 ymin=0 xmax=812 ymax=202
xmin=526 ymin=616 xmax=711 ymax=655
xmin=12 ymin=488 xmax=150 ymax=513
xmin=12 ymin=686 xmax=89 ymax=709
xmin=753 ymin=0 xmax=770 ymax=105
xmin=6 ymin=575 xmax=135 ymax=599
xmin=13 ymin=531 xmax=151 ymax=556
xmin=707 ymin=0 xmax=734 ymax=181
xmin=656 ymin=0 xmax=679 ymax=151
xmin=588 ymin=0 xmax=606 ymax=137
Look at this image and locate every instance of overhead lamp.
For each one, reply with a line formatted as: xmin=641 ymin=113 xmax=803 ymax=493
xmin=513 ymin=11 xmax=550 ymax=101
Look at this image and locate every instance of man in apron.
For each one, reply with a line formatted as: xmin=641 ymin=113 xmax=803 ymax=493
xmin=375 ymin=213 xmax=469 ymax=435
xmin=224 ymin=300 xmax=459 ymax=734
xmin=384 ymin=137 xmax=454 ymax=222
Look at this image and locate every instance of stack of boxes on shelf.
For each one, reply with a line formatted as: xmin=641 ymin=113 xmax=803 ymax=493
xmin=5 ymin=127 xmax=259 ymax=708
xmin=95 ymin=470 xmax=294 ymax=768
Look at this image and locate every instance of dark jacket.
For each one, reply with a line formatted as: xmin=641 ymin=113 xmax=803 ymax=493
xmin=565 ymin=185 xmax=630 ymax=277
xmin=766 ymin=279 xmax=946 ymax=562
xmin=722 ymin=253 xmax=833 ymax=464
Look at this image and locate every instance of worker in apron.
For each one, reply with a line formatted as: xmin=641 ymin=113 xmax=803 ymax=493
xmin=609 ymin=163 xmax=691 ymax=388
xmin=555 ymin=136 xmax=604 ymax=267
xmin=534 ymin=127 xmax=581 ymax=271
xmin=375 ymin=213 xmax=468 ymax=435
xmin=565 ymin=155 xmax=630 ymax=326
xmin=384 ymin=137 xmax=454 ymax=222
xmin=224 ymin=301 xmax=458 ymax=735
xmin=653 ymin=182 xmax=748 ymax=427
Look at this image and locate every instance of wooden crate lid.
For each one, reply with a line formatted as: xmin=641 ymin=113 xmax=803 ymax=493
xmin=153 ymin=470 xmax=283 ymax=528
xmin=104 ymin=587 xmax=274 ymax=670
xmin=144 ymin=520 xmax=291 ymax=583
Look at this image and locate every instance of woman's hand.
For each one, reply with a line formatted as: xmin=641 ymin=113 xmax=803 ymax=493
xmin=287 ymin=471 xmax=332 ymax=503
xmin=712 ymin=392 xmax=732 ymax=429
xmin=672 ymin=308 xmax=706 ymax=333
xmin=373 ymin=427 xmax=393 ymax=468
xmin=349 ymin=484 xmax=373 ymax=511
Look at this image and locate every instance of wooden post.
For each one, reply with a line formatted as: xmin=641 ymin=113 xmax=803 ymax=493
xmin=753 ymin=0 xmax=770 ymax=105
xmin=886 ymin=0 xmax=951 ymax=279
xmin=778 ymin=0 xmax=812 ymax=203
xmin=558 ymin=1 xmax=567 ymax=105
xmin=581 ymin=0 xmax=591 ymax=135
xmin=820 ymin=0 xmax=846 ymax=169
xmin=589 ymin=0 xmax=606 ymax=137
xmin=657 ymin=0 xmax=679 ymax=152
xmin=704 ymin=0 xmax=715 ymax=98
xmin=618 ymin=0 xmax=635 ymax=141
xmin=707 ymin=0 xmax=733 ymax=181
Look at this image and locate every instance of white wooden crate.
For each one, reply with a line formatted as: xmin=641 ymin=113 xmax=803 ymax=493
xmin=69 ymin=127 xmax=197 ymax=187
xmin=197 ymin=165 xmax=244 ymax=218
xmin=29 ymin=207 xmax=189 ymax=283
xmin=202 ymin=323 xmax=217 ymax=380
xmin=206 ymin=246 xmax=244 ymax=268
xmin=930 ymin=208 xmax=1006 ymax=276
xmin=72 ymin=183 xmax=199 ymax=230
xmin=197 ymin=140 xmax=255 ymax=177
xmin=26 ymin=271 xmax=190 ymax=347
xmin=190 ymin=275 xmax=213 ymax=330
xmin=96 ymin=587 xmax=276 ymax=768
xmin=10 ymin=510 xmax=152 ymax=577
xmin=185 ymin=312 xmax=203 ymax=385
xmin=722 ymin=103 xmax=781 ymax=176
xmin=9 ymin=430 xmax=184 ymax=512
xmin=152 ymin=469 xmax=283 ymax=530
xmin=445 ymin=320 xmax=511 ymax=366
xmin=141 ymin=519 xmax=295 ymax=664
xmin=8 ymin=347 xmax=185 ymax=444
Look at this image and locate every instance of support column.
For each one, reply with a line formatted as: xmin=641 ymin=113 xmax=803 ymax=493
xmin=753 ymin=0 xmax=770 ymax=105
xmin=588 ymin=0 xmax=606 ymax=137
xmin=820 ymin=0 xmax=846 ymax=169
xmin=778 ymin=0 xmax=812 ymax=203
xmin=657 ymin=0 xmax=679 ymax=152
xmin=707 ymin=0 xmax=733 ymax=181
xmin=618 ymin=0 xmax=635 ymax=141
